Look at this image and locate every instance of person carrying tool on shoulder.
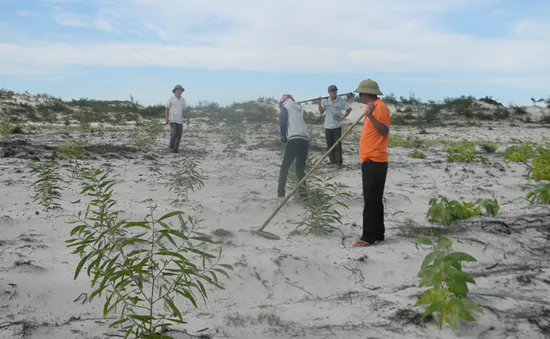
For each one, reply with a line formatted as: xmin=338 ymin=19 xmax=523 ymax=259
xmin=317 ymin=85 xmax=352 ymax=169
xmin=351 ymin=79 xmax=391 ymax=248
xmin=277 ymin=94 xmax=309 ymax=199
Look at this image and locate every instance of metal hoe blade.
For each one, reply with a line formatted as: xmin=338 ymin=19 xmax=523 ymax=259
xmin=254 ymin=230 xmax=282 ymax=240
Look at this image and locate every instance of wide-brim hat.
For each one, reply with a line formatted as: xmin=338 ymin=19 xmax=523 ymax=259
xmin=354 ymin=79 xmax=383 ymax=95
xmin=172 ymin=84 xmax=185 ymax=93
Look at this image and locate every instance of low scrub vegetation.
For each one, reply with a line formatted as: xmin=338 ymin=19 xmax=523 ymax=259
xmin=526 ymin=182 xmax=550 ymax=205
xmin=426 ymin=195 xmax=500 ymax=226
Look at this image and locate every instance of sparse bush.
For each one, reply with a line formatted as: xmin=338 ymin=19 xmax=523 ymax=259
xmin=510 ymin=105 xmax=527 ymax=115
xmin=493 ymin=107 xmax=510 ymax=120
xmin=413 ymin=236 xmax=484 ymax=331
xmin=132 ymin=118 xmax=165 ymax=150
xmin=400 ymin=92 xmax=422 ymax=105
xmin=30 ymin=159 xmax=65 ymax=210
xmin=529 ymin=147 xmax=550 ymax=180
xmin=169 ymin=157 xmax=208 ymax=200
xmin=478 ymin=96 xmax=503 ymax=107
xmin=502 ymin=140 xmax=538 ymax=162
xmin=409 ymin=149 xmax=427 ymax=159
xmin=423 ymin=105 xmax=441 ymax=123
xmin=383 ymin=93 xmax=399 ymax=104
xmin=426 ymin=195 xmax=500 ymax=226
xmin=446 ymin=140 xmax=488 ymax=163
xmin=66 ymin=167 xmax=231 ymax=338
xmin=222 ymin=122 xmax=247 ymax=150
xmin=389 ymin=134 xmax=417 ymax=148
xmin=57 ymin=138 xmax=87 ymax=178
xmin=526 ymin=182 xmax=550 ymax=205
xmin=479 ymin=142 xmax=498 ymax=153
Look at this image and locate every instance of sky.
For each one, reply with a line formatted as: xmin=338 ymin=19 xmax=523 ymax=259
xmin=0 ymin=0 xmax=549 ymax=106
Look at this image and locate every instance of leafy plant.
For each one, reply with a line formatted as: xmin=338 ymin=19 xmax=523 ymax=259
xmin=409 ymin=149 xmax=427 ymax=159
xmin=526 ymin=182 xmax=550 ymax=205
xmin=502 ymin=140 xmax=537 ymax=162
xmin=289 ymin=157 xmax=351 ymax=235
xmin=222 ymin=122 xmax=247 ymax=150
xmin=528 ymin=147 xmax=550 ymax=180
xmin=30 ymin=159 xmax=65 ymax=210
xmin=445 ymin=140 xmax=488 ymax=163
xmin=413 ymin=236 xmax=484 ymax=331
xmin=66 ymin=167 xmax=231 ymax=338
xmin=57 ymin=138 xmax=87 ymax=178
xmin=426 ymin=195 xmax=500 ymax=226
xmin=133 ymin=119 xmax=165 ymax=150
xmin=169 ymin=157 xmax=208 ymax=201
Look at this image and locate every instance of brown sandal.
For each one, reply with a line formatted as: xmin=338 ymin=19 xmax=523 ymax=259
xmin=351 ymin=240 xmax=372 ymax=247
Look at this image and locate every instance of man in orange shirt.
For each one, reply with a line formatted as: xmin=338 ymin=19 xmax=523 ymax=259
xmin=351 ymin=79 xmax=391 ymax=247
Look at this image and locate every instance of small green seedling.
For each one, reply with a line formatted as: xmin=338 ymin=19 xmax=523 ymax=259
xmin=413 ymin=236 xmax=484 ymax=331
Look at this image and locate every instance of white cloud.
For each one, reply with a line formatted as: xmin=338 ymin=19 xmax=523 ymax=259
xmin=1 ymin=0 xmax=549 ymax=80
xmin=53 ymin=12 xmax=113 ymax=31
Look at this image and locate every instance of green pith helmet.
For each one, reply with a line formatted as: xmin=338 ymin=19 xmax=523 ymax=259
xmin=172 ymin=84 xmax=184 ymax=93
xmin=354 ymin=79 xmax=383 ymax=95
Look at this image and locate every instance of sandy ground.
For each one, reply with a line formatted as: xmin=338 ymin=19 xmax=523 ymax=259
xmin=1 ymin=101 xmax=549 ymax=339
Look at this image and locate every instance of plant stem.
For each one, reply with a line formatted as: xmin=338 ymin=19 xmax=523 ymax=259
xmin=148 ymin=208 xmax=156 ymax=333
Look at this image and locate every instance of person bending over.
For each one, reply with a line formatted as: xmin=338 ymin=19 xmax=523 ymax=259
xmin=277 ymin=94 xmax=310 ymax=199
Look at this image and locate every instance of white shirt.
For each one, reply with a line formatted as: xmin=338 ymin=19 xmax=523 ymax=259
xmin=322 ymin=97 xmax=351 ymax=129
xmin=165 ymin=95 xmax=186 ymax=124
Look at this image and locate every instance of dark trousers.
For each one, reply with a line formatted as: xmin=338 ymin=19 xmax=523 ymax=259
xmin=277 ymin=138 xmax=309 ymax=197
xmin=325 ymin=127 xmax=342 ymax=165
xmin=361 ymin=160 xmax=388 ymax=243
xmin=169 ymin=123 xmax=183 ymax=151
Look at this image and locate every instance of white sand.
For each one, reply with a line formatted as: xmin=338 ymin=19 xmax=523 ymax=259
xmin=1 ymin=97 xmax=549 ymax=339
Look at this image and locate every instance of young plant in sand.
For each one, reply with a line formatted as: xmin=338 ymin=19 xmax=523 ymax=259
xmin=222 ymin=122 xmax=247 ymax=151
xmin=426 ymin=195 xmax=500 ymax=226
xmin=30 ymin=158 xmax=65 ymax=210
xmin=288 ymin=157 xmax=351 ymax=235
xmin=445 ymin=140 xmax=488 ymax=164
xmin=409 ymin=149 xmax=427 ymax=159
xmin=526 ymin=182 xmax=550 ymax=205
xmin=413 ymin=236 xmax=484 ymax=331
xmin=502 ymin=139 xmax=538 ymax=163
xmin=0 ymin=107 xmax=12 ymax=135
xmin=66 ymin=167 xmax=231 ymax=338
xmin=132 ymin=118 xmax=165 ymax=150
xmin=528 ymin=145 xmax=550 ymax=181
xmin=57 ymin=138 xmax=87 ymax=178
xmin=169 ymin=156 xmax=208 ymax=201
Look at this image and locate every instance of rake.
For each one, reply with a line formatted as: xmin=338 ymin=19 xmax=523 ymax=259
xmin=254 ymin=109 xmax=368 ymax=240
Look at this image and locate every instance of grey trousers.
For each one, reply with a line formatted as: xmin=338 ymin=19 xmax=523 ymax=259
xmin=169 ymin=123 xmax=183 ymax=151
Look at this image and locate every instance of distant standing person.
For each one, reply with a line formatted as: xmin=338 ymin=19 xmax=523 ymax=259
xmin=317 ymin=85 xmax=352 ymax=169
xmin=277 ymin=94 xmax=309 ymax=199
xmin=165 ymin=84 xmax=189 ymax=153
xmin=351 ymin=79 xmax=391 ymax=248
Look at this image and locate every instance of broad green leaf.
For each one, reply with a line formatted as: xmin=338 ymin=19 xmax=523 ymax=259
xmin=443 ymin=252 xmax=477 ymax=263
xmin=422 ymin=300 xmax=445 ymax=318
xmin=458 ymin=309 xmax=476 ymax=322
xmin=461 ymin=297 xmax=484 ymax=314
xmin=415 ymin=289 xmax=434 ymax=306
xmin=421 ymin=251 xmax=437 ymax=269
